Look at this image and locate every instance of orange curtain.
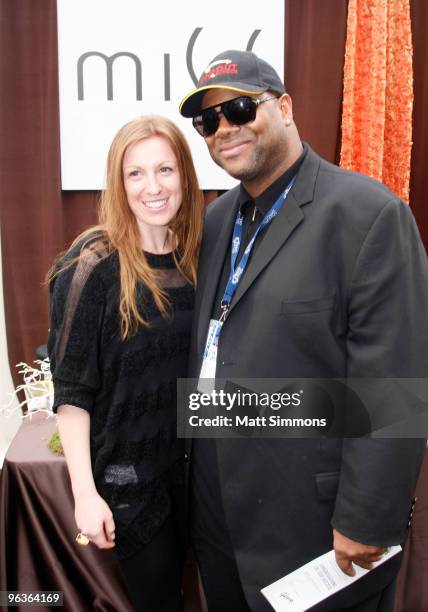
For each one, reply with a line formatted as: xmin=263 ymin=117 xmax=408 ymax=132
xmin=340 ymin=0 xmax=413 ymax=202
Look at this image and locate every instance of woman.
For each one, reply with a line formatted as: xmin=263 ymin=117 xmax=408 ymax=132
xmin=47 ymin=115 xmax=203 ymax=611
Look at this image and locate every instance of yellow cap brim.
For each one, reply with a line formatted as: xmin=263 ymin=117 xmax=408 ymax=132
xmin=179 ymin=84 xmax=266 ymax=117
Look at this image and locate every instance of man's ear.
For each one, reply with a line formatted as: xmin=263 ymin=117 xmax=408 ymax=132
xmin=278 ymin=93 xmax=293 ymax=125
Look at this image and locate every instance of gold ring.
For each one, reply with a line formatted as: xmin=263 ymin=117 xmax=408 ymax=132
xmin=75 ymin=532 xmax=90 ymax=546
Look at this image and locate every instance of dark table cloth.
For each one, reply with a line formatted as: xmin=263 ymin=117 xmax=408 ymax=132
xmin=0 ymin=413 xmax=133 ymax=611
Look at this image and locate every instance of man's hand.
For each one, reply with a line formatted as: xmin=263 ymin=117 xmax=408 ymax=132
xmin=333 ymin=528 xmax=386 ymax=576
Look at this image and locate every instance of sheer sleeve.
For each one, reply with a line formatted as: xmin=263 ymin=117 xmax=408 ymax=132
xmin=47 ymin=249 xmax=107 ymax=413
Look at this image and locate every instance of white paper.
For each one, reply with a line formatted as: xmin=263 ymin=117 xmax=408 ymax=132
xmin=261 ymin=545 xmax=401 ymax=612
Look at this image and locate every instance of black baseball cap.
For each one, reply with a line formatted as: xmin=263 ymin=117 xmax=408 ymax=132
xmin=179 ymin=49 xmax=285 ymax=118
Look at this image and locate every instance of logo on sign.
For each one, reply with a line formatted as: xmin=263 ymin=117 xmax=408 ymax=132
xmin=76 ymin=28 xmax=262 ymax=101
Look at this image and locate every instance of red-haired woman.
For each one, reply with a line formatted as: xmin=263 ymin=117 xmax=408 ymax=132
xmin=47 ymin=115 xmax=204 ymax=611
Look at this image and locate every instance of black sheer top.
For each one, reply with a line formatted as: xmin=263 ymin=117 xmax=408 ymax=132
xmin=48 ymin=237 xmax=193 ymax=559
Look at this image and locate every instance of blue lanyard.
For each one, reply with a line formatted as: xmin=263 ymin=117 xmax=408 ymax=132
xmin=219 ymin=176 xmax=296 ymax=323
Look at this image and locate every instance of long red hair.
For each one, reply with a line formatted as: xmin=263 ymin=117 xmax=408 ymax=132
xmin=48 ymin=115 xmax=204 ymax=338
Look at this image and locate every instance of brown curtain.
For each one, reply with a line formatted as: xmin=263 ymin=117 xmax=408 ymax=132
xmin=0 ymin=0 xmax=427 ymax=378
xmin=285 ymin=0 xmax=348 ymax=163
xmin=0 ymin=0 xmax=98 ymax=383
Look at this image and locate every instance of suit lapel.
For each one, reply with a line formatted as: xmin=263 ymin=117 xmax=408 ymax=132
xmin=228 ymin=146 xmax=321 ymax=316
xmin=229 ymin=195 xmax=304 ymax=314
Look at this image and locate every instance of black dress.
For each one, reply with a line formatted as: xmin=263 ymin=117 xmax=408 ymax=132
xmin=47 ymin=239 xmax=193 ymax=560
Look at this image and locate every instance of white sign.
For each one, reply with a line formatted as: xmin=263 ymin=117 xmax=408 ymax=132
xmin=57 ymin=0 xmax=285 ymax=190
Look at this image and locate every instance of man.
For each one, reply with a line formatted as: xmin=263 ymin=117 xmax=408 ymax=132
xmin=179 ymin=50 xmax=428 ymax=611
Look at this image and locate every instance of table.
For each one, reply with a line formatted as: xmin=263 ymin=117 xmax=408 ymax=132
xmin=0 ymin=413 xmax=134 ymax=611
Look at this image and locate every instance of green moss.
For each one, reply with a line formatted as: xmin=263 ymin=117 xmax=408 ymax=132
xmin=48 ymin=429 xmax=64 ymax=455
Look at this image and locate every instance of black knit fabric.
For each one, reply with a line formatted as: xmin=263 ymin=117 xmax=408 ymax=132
xmin=47 ymin=238 xmax=193 ymax=559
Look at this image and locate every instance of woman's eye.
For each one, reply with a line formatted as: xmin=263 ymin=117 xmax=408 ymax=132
xmin=160 ymin=166 xmax=173 ymax=174
xmin=129 ymin=169 xmax=140 ymax=177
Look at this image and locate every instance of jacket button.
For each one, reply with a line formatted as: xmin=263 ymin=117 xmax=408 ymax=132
xmin=184 ymin=453 xmax=188 ymax=460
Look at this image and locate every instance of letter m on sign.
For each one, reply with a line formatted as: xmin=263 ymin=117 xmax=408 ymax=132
xmin=77 ymin=51 xmax=142 ymax=100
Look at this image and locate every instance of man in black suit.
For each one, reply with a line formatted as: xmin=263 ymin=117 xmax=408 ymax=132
xmin=179 ymin=50 xmax=428 ymax=611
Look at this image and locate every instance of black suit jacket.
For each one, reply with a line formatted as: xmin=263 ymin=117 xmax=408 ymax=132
xmin=188 ymin=146 xmax=428 ymax=610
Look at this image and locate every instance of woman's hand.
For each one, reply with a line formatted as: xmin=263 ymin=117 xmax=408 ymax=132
xmin=74 ymin=491 xmax=116 ymax=549
xmin=56 ymin=405 xmax=116 ymax=549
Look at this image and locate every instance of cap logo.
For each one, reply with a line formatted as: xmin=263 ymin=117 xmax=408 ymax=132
xmin=199 ymin=58 xmax=239 ymax=85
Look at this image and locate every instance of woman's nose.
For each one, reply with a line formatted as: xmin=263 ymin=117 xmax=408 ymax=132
xmin=145 ymin=174 xmax=162 ymax=194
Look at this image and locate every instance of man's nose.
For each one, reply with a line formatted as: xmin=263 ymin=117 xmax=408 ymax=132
xmin=215 ymin=111 xmax=240 ymax=136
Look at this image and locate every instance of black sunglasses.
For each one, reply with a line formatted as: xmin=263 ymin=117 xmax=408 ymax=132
xmin=192 ymin=95 xmax=278 ymax=137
